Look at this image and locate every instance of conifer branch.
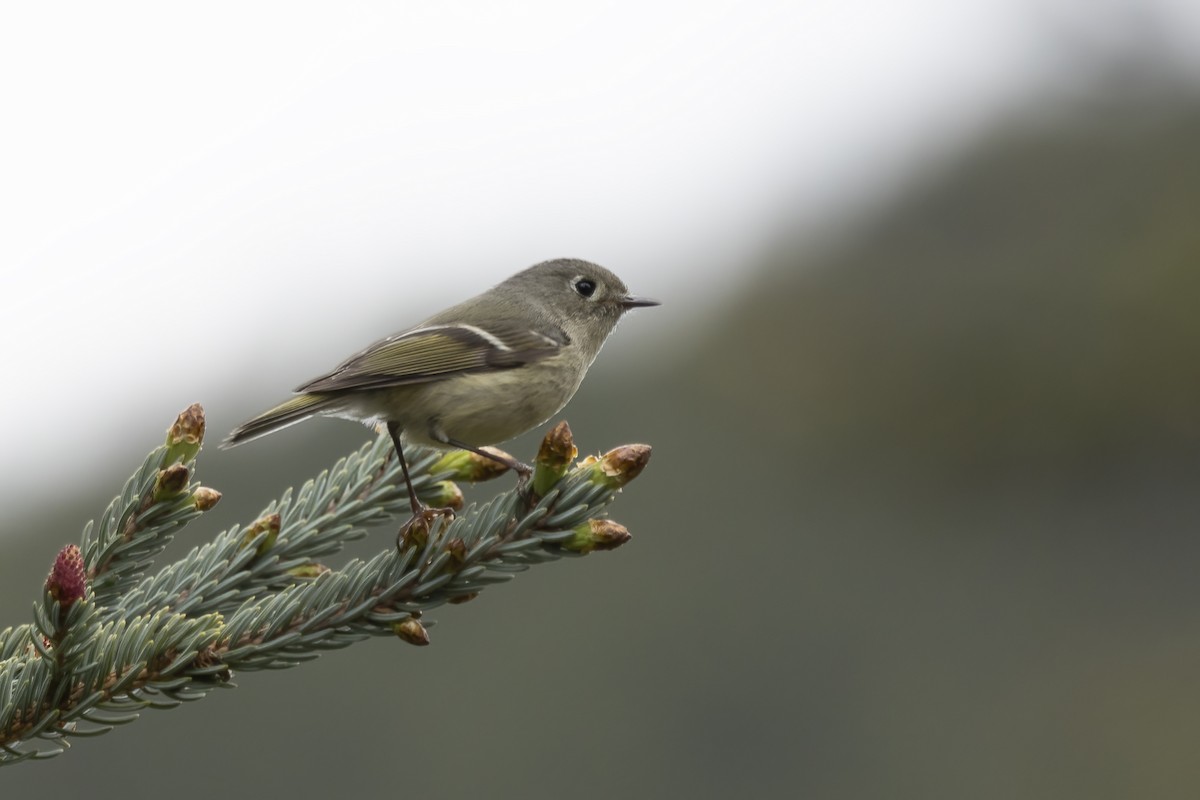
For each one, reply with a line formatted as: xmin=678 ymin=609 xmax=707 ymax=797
xmin=0 ymin=407 xmax=649 ymax=764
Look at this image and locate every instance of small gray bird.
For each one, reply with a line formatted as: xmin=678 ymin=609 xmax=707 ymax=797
xmin=224 ymin=258 xmax=658 ymax=537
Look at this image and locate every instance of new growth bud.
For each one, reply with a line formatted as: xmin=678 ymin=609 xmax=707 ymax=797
xmin=446 ymin=537 xmax=468 ymax=565
xmin=578 ymin=444 xmax=652 ymax=490
xmin=398 ymin=513 xmax=436 ymax=551
xmin=165 ymin=403 xmax=206 ymax=463
xmin=431 ymin=448 xmax=513 ymax=483
xmin=45 ymin=544 xmax=87 ymax=608
xmin=191 ymin=486 xmax=222 ymax=511
xmin=286 ymin=562 xmax=330 ymax=579
xmin=428 ymin=480 xmax=465 ymax=510
xmin=241 ymin=513 xmax=281 ymax=555
xmin=533 ymin=421 xmax=577 ymax=497
xmin=393 ymin=617 xmax=430 ymax=646
xmin=563 ymin=519 xmax=632 ymax=554
xmin=154 ymin=463 xmax=191 ymax=501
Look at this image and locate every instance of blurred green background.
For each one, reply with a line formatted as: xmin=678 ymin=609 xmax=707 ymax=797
xmin=6 ymin=14 xmax=1200 ymax=800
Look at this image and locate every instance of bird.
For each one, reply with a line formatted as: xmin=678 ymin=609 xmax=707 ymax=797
xmin=223 ymin=257 xmax=659 ymax=542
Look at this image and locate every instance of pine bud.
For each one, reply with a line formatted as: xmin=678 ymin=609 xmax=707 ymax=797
xmin=399 ymin=513 xmax=434 ymax=550
xmin=191 ymin=486 xmax=222 ymax=511
xmin=241 ymin=513 xmax=281 ymax=555
xmin=446 ymin=537 xmax=468 ymax=565
xmin=431 ymin=448 xmax=513 ymax=482
xmin=563 ymin=519 xmax=632 ymax=554
xmin=154 ymin=463 xmax=191 ymax=501
xmin=393 ymin=617 xmax=430 ymax=646
xmin=165 ymin=403 xmax=206 ymax=463
xmin=533 ymin=421 xmax=577 ymax=496
xmin=45 ymin=544 xmax=87 ymax=608
xmin=286 ymin=562 xmax=330 ymax=579
xmin=428 ymin=480 xmax=465 ymax=510
xmin=578 ymin=444 xmax=652 ymax=490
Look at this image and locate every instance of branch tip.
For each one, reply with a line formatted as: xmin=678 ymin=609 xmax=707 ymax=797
xmin=164 ymin=403 xmax=205 ymax=463
xmin=563 ymin=519 xmax=632 ymax=554
xmin=190 ymin=486 xmax=222 ymax=511
xmin=580 ymin=444 xmax=652 ymax=489
xmin=533 ymin=421 xmax=577 ymax=496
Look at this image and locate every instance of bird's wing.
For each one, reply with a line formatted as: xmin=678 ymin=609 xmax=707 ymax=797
xmin=295 ymin=322 xmax=567 ymax=393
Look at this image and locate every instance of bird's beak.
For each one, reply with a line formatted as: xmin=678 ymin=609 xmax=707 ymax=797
xmin=620 ymin=294 xmax=661 ymax=309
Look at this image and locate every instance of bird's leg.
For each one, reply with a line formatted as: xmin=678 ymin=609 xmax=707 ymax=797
xmin=388 ymin=422 xmax=455 ymax=552
xmin=439 ymin=435 xmax=535 ymax=509
xmin=441 ymin=436 xmax=533 ymax=478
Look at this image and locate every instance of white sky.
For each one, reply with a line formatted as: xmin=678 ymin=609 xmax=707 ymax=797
xmin=2 ymin=0 xmax=1198 ymax=514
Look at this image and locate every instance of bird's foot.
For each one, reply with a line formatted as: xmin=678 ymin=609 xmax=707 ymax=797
xmin=395 ymin=503 xmax=456 ymax=552
xmin=512 ymin=461 xmax=537 ymax=510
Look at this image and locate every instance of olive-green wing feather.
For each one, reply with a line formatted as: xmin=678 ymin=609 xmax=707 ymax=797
xmin=295 ymin=323 xmax=566 ymax=393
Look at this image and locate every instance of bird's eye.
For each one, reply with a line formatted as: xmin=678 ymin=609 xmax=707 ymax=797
xmin=573 ymin=278 xmax=597 ymax=298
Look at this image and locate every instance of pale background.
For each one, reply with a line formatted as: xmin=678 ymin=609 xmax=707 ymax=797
xmin=4 ymin=2 xmax=1200 ymax=797
xmin=6 ymin=0 xmax=1198 ymax=491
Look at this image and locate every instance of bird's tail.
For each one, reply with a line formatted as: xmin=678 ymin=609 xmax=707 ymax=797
xmin=221 ymin=394 xmax=335 ymax=448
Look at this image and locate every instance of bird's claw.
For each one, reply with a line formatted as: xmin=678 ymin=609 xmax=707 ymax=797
xmin=395 ymin=503 xmax=456 ymax=552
